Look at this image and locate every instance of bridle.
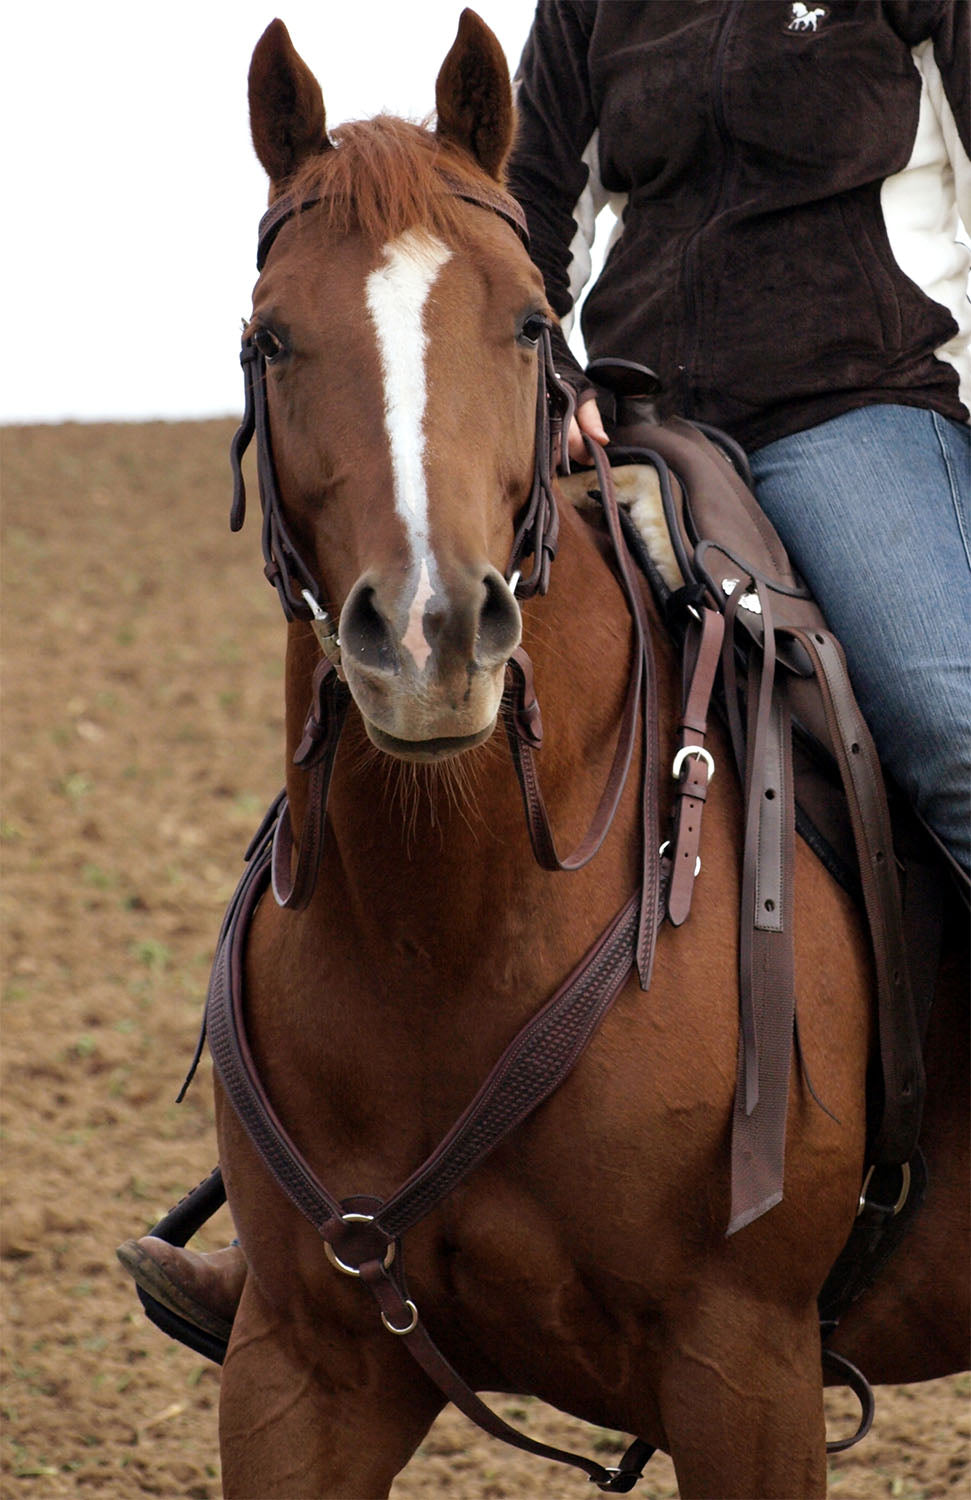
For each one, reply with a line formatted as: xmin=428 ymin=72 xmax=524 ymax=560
xmin=225 ymin=166 xmax=662 ymax=975
xmin=228 ymin=168 xmax=575 ymax=672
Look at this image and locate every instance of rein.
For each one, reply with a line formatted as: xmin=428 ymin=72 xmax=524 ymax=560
xmin=504 ymin=439 xmax=662 ymax=990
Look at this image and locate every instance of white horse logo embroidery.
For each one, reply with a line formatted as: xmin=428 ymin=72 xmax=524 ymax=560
xmin=787 ymin=3 xmax=827 ymax=30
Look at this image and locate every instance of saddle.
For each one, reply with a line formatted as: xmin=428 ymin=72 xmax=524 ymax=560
xmin=581 ymin=358 xmax=947 ymax=1242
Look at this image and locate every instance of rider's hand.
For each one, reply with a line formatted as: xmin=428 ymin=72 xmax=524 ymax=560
xmin=567 ymin=397 xmax=609 ymax=465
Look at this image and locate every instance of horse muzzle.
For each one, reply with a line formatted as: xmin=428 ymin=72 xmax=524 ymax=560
xmin=338 ymin=563 xmax=521 ymax=759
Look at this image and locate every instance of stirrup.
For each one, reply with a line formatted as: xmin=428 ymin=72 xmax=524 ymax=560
xmin=128 ymin=1166 xmax=229 ymax=1365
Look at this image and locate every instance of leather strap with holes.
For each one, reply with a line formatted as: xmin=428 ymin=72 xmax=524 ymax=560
xmin=256 ymin=171 xmax=530 ymax=272
xmin=728 ymin=579 xmax=798 ymax=1234
xmin=785 ymin=627 xmax=924 ymax=1162
xmin=666 ymin=605 xmax=725 ymax=926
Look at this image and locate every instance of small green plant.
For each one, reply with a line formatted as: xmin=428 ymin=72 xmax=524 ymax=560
xmin=130 ymin=938 xmax=172 ymax=973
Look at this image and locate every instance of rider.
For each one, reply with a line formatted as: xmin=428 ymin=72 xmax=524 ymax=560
xmin=118 ymin=0 xmax=970 ymax=1336
xmin=508 ymin=0 xmax=971 ymax=876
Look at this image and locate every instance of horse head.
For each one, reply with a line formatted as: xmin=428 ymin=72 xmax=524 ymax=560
xmin=241 ymin=11 xmax=557 ymax=762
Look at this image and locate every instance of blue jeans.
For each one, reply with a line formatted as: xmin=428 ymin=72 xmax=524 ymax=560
xmin=748 ymin=404 xmax=971 ymax=874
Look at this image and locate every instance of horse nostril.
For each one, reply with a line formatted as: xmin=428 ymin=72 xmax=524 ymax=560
xmin=476 ymin=568 xmax=521 ymax=669
xmin=340 ymin=583 xmax=398 ymax=674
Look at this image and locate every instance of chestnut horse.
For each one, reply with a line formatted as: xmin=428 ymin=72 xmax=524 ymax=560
xmin=213 ymin=13 xmax=968 ymax=1498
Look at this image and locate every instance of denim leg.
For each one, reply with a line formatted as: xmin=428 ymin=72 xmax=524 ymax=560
xmin=748 ymin=405 xmax=971 ymax=873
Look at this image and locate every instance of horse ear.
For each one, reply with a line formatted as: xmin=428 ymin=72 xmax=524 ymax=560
xmin=248 ymin=19 xmax=332 ymax=187
xmin=435 ymin=9 xmax=514 ymax=181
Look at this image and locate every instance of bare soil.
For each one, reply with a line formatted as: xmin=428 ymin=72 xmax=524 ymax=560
xmin=2 ymin=420 xmax=968 ymax=1498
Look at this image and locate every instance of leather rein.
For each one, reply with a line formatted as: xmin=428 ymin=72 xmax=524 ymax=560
xmin=211 ymin=173 xmax=670 ymax=1491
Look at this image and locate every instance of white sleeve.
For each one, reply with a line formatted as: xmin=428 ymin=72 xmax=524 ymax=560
xmin=918 ymin=38 xmax=971 ymax=241
xmin=880 ymin=42 xmax=971 ymax=414
xmin=561 ymin=130 xmax=628 ymax=345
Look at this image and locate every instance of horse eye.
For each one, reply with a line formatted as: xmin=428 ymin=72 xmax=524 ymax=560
xmin=253 ymin=325 xmax=284 ymax=362
xmin=517 ymin=313 xmax=548 ymax=348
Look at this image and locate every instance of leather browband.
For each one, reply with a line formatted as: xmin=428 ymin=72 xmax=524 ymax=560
xmin=255 ymin=169 xmax=529 ymax=271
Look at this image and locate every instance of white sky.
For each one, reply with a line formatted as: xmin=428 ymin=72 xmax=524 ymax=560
xmin=9 ymin=4 xmax=963 ymax=427
xmin=1 ymin=2 xmax=540 ymax=424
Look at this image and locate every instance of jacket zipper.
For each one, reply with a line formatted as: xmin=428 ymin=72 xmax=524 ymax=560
xmin=679 ymin=0 xmax=740 ymax=418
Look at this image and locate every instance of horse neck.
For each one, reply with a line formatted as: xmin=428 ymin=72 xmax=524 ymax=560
xmin=280 ymin=498 xmax=661 ymax=946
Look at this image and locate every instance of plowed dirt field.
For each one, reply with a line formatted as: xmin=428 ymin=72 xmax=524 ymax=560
xmin=2 ymin=421 xmax=967 ymax=1498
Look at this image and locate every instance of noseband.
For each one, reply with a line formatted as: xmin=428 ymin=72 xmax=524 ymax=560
xmin=228 ymin=171 xmax=575 ymax=664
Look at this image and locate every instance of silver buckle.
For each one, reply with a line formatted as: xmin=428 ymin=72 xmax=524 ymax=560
xmin=857 ymin=1161 xmax=911 ymax=1218
xmin=672 ymin=745 xmax=715 ymax=783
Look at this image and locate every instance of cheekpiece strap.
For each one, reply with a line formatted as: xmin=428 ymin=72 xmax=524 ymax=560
xmin=506 ymin=324 xmax=573 ymax=598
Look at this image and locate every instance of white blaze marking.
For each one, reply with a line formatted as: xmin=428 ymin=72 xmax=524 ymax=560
xmin=402 ymin=558 xmax=435 ymax=673
xmin=365 ymin=229 xmax=451 ymax=565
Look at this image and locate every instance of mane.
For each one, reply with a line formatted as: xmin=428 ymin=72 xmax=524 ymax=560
xmin=280 ymin=115 xmax=499 ymax=246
